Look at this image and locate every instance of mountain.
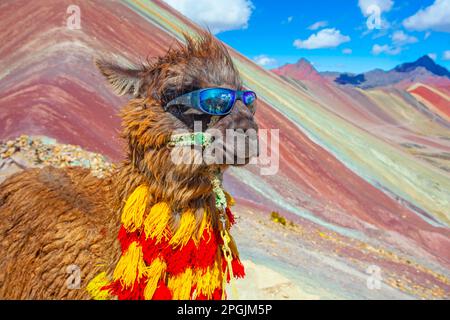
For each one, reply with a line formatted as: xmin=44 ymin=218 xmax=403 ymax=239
xmin=272 ymin=58 xmax=324 ymax=82
xmin=1 ymin=0 xmax=450 ymax=299
xmin=395 ymin=55 xmax=450 ymax=78
xmin=328 ymin=55 xmax=450 ymax=88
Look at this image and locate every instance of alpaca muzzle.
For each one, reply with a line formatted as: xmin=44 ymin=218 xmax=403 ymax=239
xmin=168 ymin=130 xmax=259 ymax=166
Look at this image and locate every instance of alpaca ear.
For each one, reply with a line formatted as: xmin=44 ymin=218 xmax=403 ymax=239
xmin=95 ymin=57 xmax=146 ymax=97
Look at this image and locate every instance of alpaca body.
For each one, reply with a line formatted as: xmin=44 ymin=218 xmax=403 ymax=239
xmin=0 ymin=166 xmax=120 ymax=299
xmin=0 ymin=164 xmax=242 ymax=300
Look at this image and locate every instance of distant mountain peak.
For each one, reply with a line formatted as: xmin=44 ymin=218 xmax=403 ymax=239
xmin=394 ymin=55 xmax=450 ymax=78
xmin=272 ymin=58 xmax=323 ymax=82
xmin=278 ymin=58 xmax=315 ymax=71
xmin=418 ymin=54 xmax=434 ymax=63
xmin=296 ymin=57 xmax=312 ymax=65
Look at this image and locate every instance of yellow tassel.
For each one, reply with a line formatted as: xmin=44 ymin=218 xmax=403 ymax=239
xmin=170 ymin=209 xmax=196 ymax=247
xmin=167 ymin=268 xmax=193 ymax=300
xmin=224 ymin=191 xmax=235 ymax=206
xmin=113 ymin=241 xmax=147 ymax=288
xmin=143 ymin=257 xmax=167 ymax=299
xmin=121 ymin=185 xmax=149 ymax=232
xmin=194 ymin=262 xmax=222 ymax=299
xmin=86 ymin=272 xmax=110 ymax=300
xmin=196 ymin=210 xmax=210 ymax=244
xmin=143 ymin=202 xmax=171 ymax=242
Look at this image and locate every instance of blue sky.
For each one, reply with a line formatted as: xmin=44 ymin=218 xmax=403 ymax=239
xmin=164 ymin=0 xmax=450 ymax=73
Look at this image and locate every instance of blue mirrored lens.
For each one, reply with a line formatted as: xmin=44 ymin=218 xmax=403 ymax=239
xmin=243 ymin=91 xmax=256 ymax=106
xmin=199 ymin=88 xmax=235 ymax=115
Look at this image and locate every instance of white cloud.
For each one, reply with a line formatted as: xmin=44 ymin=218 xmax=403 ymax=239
xmin=282 ymin=16 xmax=294 ymax=24
xmin=428 ymin=53 xmax=437 ymax=60
xmin=424 ymin=31 xmax=431 ymax=39
xmin=391 ymin=30 xmax=418 ymax=45
xmin=372 ymin=30 xmax=417 ymax=56
xmin=162 ymin=0 xmax=254 ymax=34
xmin=253 ymin=55 xmax=277 ymax=67
xmin=403 ymin=0 xmax=450 ymax=33
xmin=444 ymin=50 xmax=450 ymax=60
xmin=358 ymin=0 xmax=394 ymax=16
xmin=308 ymin=21 xmax=328 ymax=30
xmin=372 ymin=44 xmax=401 ymax=55
xmin=293 ymin=28 xmax=350 ymax=49
xmin=342 ymin=48 xmax=353 ymax=54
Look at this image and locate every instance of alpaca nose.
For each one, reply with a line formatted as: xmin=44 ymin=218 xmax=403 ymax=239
xmin=229 ymin=100 xmax=258 ymax=132
xmin=224 ymin=100 xmax=259 ymax=159
xmin=238 ymin=101 xmax=259 ymax=158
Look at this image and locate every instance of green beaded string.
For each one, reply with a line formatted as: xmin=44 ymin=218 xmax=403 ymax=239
xmin=169 ymin=132 xmax=213 ymax=147
xmin=212 ymin=176 xmax=227 ymax=211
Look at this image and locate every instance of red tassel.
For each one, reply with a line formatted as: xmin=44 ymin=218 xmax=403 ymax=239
xmin=196 ymin=293 xmax=207 ymax=300
xmin=118 ymin=226 xmax=139 ymax=252
xmin=103 ymin=278 xmax=147 ymax=300
xmin=225 ymin=207 xmax=235 ymax=225
xmin=140 ymin=233 xmax=166 ymax=265
xmin=193 ymin=228 xmax=218 ymax=270
xmin=221 ymin=257 xmax=245 ymax=281
xmin=163 ymin=239 xmax=196 ymax=275
xmin=232 ymin=258 xmax=245 ymax=278
xmin=213 ymin=288 xmax=223 ymax=300
xmin=152 ymin=281 xmax=172 ymax=300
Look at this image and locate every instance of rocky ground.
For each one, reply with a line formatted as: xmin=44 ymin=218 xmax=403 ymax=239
xmin=0 ymin=135 xmax=113 ymax=183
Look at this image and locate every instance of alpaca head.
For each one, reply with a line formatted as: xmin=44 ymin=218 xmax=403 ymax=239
xmin=96 ymin=32 xmax=258 ymax=208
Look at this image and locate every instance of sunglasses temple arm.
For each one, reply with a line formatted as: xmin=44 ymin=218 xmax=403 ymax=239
xmin=164 ymin=93 xmax=193 ymax=111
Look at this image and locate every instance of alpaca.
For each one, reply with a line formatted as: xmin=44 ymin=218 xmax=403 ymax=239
xmin=0 ymin=32 xmax=258 ymax=299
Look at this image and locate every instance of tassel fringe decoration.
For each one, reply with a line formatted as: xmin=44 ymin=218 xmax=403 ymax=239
xmin=121 ymin=185 xmax=149 ymax=232
xmin=144 ymin=202 xmax=171 ymax=242
xmin=169 ymin=210 xmax=196 ymax=247
xmin=113 ymin=241 xmax=147 ymax=288
xmin=86 ymin=183 xmax=244 ymax=300
xmin=167 ymin=267 xmax=194 ymax=300
xmin=194 ymin=262 xmax=222 ymax=299
xmin=86 ymin=272 xmax=110 ymax=300
xmin=143 ymin=257 xmax=167 ymax=299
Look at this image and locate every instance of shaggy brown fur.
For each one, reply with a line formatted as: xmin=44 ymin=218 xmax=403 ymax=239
xmin=0 ymin=32 xmax=258 ymax=299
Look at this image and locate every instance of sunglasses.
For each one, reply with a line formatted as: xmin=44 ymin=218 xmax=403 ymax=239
xmin=164 ymin=87 xmax=257 ymax=116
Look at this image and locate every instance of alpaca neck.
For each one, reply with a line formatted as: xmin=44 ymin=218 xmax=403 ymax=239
xmin=113 ymin=161 xmax=223 ymax=220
